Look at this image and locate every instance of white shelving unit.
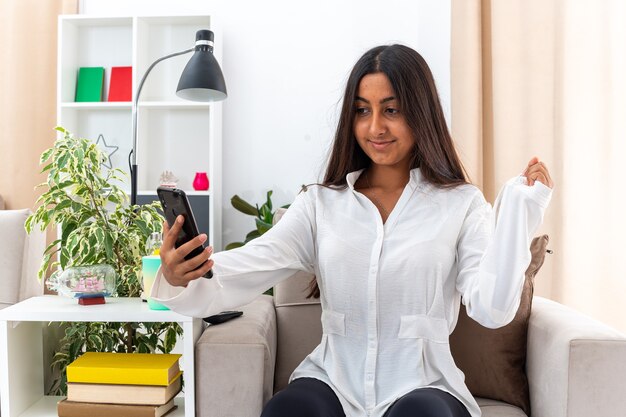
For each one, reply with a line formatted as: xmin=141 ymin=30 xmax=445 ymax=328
xmin=57 ymin=14 xmax=223 ymax=249
xmin=0 ymin=296 xmax=203 ymax=417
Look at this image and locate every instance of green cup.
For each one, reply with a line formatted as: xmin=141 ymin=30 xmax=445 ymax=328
xmin=142 ymin=255 xmax=169 ymax=310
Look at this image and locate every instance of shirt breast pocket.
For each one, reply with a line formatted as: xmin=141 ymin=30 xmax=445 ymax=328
xmin=398 ymin=315 xmax=449 ymax=344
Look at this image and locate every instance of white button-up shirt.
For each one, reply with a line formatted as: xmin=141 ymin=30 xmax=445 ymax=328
xmin=152 ymin=168 xmax=552 ymax=417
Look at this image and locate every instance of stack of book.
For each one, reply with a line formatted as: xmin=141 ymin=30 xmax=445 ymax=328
xmin=58 ymin=352 xmax=182 ymax=417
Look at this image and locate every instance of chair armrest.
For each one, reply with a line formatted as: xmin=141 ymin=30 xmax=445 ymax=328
xmin=0 ymin=209 xmax=45 ymax=308
xmin=527 ymin=296 xmax=626 ymax=417
xmin=195 ymin=295 xmax=277 ymax=417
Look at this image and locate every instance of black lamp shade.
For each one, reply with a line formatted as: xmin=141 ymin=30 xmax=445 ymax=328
xmin=176 ymin=30 xmax=227 ymax=102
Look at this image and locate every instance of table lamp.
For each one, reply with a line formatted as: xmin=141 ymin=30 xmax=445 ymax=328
xmin=130 ymin=29 xmax=227 ymax=206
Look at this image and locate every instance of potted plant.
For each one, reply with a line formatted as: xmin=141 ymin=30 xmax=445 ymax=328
xmin=25 ymin=127 xmax=182 ymax=395
xmin=225 ymin=190 xmax=290 ymax=250
xmin=225 ymin=191 xmax=290 ymax=297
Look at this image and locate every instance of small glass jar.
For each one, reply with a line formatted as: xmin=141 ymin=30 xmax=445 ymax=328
xmin=49 ymin=264 xmax=117 ymax=299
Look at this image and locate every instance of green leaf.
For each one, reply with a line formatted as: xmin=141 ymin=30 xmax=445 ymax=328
xmin=245 ymin=230 xmax=262 ymax=241
xmin=149 ymin=333 xmax=158 ymax=348
xmin=40 ymin=148 xmax=54 ymax=163
xmin=259 ymin=205 xmax=272 ymax=224
xmin=38 ymin=253 xmax=52 ymax=281
xmin=164 ymin=327 xmax=177 ymax=353
xmin=266 ymin=190 xmax=273 ymax=211
xmin=56 ymin=181 xmax=75 ymax=190
xmin=94 ymin=228 xmax=105 ymax=247
xmin=231 ymin=195 xmax=258 ymax=216
xmin=104 ymin=233 xmax=114 ymax=259
xmin=255 ymin=218 xmax=273 ymax=234
xmin=135 ymin=219 xmax=150 ymax=236
xmin=76 ymin=147 xmax=85 ymax=163
xmin=69 ymin=340 xmax=83 ymax=361
xmin=58 ymin=153 xmax=70 ymax=170
xmin=225 ymin=242 xmax=245 ymax=250
xmin=87 ymin=334 xmax=103 ymax=351
xmin=25 ymin=215 xmax=34 ymax=233
xmin=61 ymin=221 xmax=77 ymax=243
xmin=40 ymin=163 xmax=54 ymax=173
xmin=55 ymin=199 xmax=72 ymax=212
xmin=60 ymin=247 xmax=70 ymax=269
xmin=44 ymin=239 xmax=62 ymax=255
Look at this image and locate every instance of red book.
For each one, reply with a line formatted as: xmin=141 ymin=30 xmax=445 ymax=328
xmin=108 ymin=66 xmax=132 ymax=102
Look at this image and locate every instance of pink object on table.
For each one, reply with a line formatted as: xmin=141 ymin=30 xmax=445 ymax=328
xmin=193 ymin=172 xmax=209 ymax=191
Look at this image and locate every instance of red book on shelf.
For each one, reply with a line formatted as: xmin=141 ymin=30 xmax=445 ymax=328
xmin=108 ymin=66 xmax=132 ymax=102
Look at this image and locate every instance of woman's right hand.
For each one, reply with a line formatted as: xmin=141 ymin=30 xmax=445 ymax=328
xmin=160 ymin=215 xmax=214 ymax=287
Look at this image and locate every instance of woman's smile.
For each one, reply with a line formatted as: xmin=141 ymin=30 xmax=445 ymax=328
xmin=368 ymin=139 xmax=396 ymax=151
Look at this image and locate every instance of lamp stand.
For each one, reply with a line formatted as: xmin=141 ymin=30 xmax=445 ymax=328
xmin=130 ymin=48 xmax=193 ymax=206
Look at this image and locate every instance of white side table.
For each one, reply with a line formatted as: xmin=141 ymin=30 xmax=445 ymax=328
xmin=0 ymin=295 xmax=203 ymax=417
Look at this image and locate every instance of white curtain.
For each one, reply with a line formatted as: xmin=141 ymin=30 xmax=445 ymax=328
xmin=452 ymin=0 xmax=626 ymax=333
xmin=0 ymin=0 xmax=78 ymax=210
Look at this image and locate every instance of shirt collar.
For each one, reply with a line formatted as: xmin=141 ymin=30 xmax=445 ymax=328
xmin=346 ymin=167 xmax=425 ymax=191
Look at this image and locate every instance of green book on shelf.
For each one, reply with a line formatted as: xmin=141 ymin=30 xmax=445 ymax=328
xmin=75 ymin=67 xmax=104 ymax=102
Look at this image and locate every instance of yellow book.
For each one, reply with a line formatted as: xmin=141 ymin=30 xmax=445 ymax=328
xmin=66 ymin=352 xmax=181 ymax=386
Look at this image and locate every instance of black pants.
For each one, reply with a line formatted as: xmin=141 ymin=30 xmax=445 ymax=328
xmin=261 ymin=378 xmax=472 ymax=417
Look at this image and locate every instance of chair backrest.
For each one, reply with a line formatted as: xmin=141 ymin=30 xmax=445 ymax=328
xmin=273 ymin=271 xmax=322 ymax=392
xmin=0 ymin=209 xmax=45 ymax=309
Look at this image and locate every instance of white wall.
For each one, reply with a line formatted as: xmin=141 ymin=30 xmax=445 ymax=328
xmin=80 ymin=0 xmax=451 ymax=248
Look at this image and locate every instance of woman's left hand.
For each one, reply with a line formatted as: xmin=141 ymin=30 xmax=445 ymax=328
xmin=523 ymin=157 xmax=554 ymax=188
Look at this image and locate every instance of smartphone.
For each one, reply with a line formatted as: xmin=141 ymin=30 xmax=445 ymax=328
xmin=157 ymin=186 xmax=213 ymax=278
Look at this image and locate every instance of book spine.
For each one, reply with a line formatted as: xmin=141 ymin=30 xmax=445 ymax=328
xmin=67 ymin=366 xmax=169 ymax=385
xmin=58 ymin=401 xmax=152 ymax=417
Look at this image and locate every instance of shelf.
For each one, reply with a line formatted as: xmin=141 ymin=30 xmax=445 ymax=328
xmin=60 ymin=102 xmax=210 ymax=110
xmin=139 ymin=101 xmax=211 ymax=109
xmin=57 ymin=13 xmax=223 ymax=251
xmin=61 ymin=102 xmax=132 ymax=109
xmin=16 ymin=395 xmax=184 ymax=417
xmin=57 ymin=15 xmax=133 ymax=27
xmin=139 ymin=190 xmax=211 ymax=196
xmin=0 ymin=296 xmax=194 ymax=323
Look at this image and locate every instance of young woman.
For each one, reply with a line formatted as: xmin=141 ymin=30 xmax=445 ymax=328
xmin=152 ymin=44 xmax=553 ymax=417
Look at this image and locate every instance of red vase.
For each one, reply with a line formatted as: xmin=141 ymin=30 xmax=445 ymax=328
xmin=193 ymin=172 xmax=209 ymax=191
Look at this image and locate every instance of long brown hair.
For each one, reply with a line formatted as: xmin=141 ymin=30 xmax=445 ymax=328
xmin=307 ymin=44 xmax=469 ymax=298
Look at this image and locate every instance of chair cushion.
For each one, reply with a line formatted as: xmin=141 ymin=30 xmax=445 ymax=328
xmin=450 ymin=235 xmax=550 ymax=415
xmin=476 ymin=397 xmax=528 ymax=417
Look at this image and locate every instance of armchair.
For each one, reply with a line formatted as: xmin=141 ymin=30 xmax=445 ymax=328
xmin=194 ymin=270 xmax=626 ymax=417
